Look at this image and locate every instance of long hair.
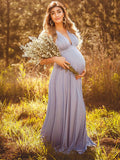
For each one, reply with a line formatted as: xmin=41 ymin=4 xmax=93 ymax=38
xmin=43 ymin=1 xmax=82 ymax=46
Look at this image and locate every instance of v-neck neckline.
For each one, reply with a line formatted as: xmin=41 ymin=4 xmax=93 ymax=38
xmin=56 ymin=30 xmax=72 ymax=45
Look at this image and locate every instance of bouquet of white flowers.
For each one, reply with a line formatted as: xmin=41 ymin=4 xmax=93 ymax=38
xmin=20 ymin=31 xmax=79 ymax=76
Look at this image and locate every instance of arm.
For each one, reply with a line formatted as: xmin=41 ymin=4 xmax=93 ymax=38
xmin=40 ymin=57 xmax=55 ymax=65
xmin=75 ymin=68 xmax=86 ymax=80
xmin=40 ymin=56 xmax=70 ymax=69
xmin=76 ymin=47 xmax=86 ymax=79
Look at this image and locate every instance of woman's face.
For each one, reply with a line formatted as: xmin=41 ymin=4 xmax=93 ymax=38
xmin=50 ymin=6 xmax=64 ymax=25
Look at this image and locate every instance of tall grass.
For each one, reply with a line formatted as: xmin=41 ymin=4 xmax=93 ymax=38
xmin=0 ymin=100 xmax=47 ymax=158
xmin=0 ymin=53 xmax=120 ymax=109
xmin=86 ymin=105 xmax=120 ymax=139
xmin=82 ymin=54 xmax=120 ymax=109
xmin=0 ymin=63 xmax=50 ymax=103
xmin=0 ymin=52 xmax=120 ymax=109
xmin=0 ymin=57 xmax=120 ymax=159
xmin=0 ymin=100 xmax=120 ymax=160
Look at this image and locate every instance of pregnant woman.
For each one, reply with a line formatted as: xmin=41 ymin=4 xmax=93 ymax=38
xmin=40 ymin=1 xmax=96 ymax=154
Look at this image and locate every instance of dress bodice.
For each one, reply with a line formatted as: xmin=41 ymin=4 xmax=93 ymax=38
xmin=54 ymin=30 xmax=85 ymax=75
xmin=55 ymin=30 xmax=79 ymax=52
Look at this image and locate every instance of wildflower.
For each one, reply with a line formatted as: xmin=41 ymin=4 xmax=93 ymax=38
xmin=20 ymin=31 xmax=79 ymax=76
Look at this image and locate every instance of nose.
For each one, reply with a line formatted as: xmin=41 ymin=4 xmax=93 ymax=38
xmin=55 ymin=12 xmax=59 ymax=17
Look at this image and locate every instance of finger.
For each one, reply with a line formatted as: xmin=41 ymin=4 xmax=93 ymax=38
xmin=64 ymin=63 xmax=69 ymax=69
xmin=78 ymin=74 xmax=83 ymax=77
xmin=75 ymin=75 xmax=82 ymax=79
xmin=60 ymin=63 xmax=66 ymax=69
xmin=76 ymin=74 xmax=81 ymax=77
xmin=83 ymin=70 xmax=86 ymax=75
xmin=75 ymin=76 xmax=78 ymax=80
xmin=65 ymin=61 xmax=70 ymax=65
xmin=83 ymin=70 xmax=86 ymax=73
xmin=75 ymin=76 xmax=79 ymax=79
xmin=62 ymin=65 xmax=66 ymax=69
xmin=76 ymin=76 xmax=81 ymax=79
xmin=81 ymin=73 xmax=85 ymax=77
xmin=76 ymin=76 xmax=80 ymax=80
xmin=79 ymin=72 xmax=86 ymax=77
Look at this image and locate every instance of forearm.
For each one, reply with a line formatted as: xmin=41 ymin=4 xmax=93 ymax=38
xmin=40 ymin=56 xmax=70 ymax=70
xmin=40 ymin=57 xmax=55 ymax=65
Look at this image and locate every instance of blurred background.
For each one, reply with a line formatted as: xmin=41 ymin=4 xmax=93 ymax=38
xmin=0 ymin=0 xmax=120 ymax=109
xmin=0 ymin=1 xmax=120 ymax=159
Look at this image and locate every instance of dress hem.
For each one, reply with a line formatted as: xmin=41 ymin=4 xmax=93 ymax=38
xmin=54 ymin=142 xmax=96 ymax=155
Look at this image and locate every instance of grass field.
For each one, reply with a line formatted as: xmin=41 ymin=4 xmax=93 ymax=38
xmin=0 ymin=58 xmax=120 ymax=160
xmin=0 ymin=99 xmax=120 ymax=160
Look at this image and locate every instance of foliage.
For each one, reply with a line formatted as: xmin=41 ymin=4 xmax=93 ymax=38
xmin=82 ymin=54 xmax=120 ymax=108
xmin=0 ymin=53 xmax=120 ymax=108
xmin=0 ymin=0 xmax=46 ymax=61
xmin=0 ymin=63 xmax=49 ymax=103
xmin=67 ymin=0 xmax=120 ymax=58
xmin=0 ymin=0 xmax=119 ymax=64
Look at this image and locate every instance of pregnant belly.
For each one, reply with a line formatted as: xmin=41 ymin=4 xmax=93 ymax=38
xmin=61 ymin=47 xmax=85 ymax=74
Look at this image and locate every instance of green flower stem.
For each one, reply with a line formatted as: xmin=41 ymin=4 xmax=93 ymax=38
xmin=66 ymin=64 xmax=79 ymax=76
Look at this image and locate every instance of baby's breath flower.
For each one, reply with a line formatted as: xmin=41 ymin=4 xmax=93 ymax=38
xmin=20 ymin=31 xmax=79 ymax=76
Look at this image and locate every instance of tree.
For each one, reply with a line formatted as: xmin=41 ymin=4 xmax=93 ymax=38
xmin=6 ymin=0 xmax=10 ymax=66
xmin=0 ymin=0 xmax=119 ymax=66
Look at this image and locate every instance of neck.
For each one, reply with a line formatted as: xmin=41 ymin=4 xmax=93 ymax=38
xmin=55 ymin=22 xmax=64 ymax=31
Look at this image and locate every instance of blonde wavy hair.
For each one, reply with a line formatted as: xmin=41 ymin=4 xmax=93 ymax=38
xmin=43 ymin=1 xmax=82 ymax=47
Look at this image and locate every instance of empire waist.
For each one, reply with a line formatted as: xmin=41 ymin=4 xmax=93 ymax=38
xmin=59 ymin=45 xmax=76 ymax=54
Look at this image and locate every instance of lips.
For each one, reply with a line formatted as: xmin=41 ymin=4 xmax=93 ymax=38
xmin=55 ymin=18 xmax=61 ymax=20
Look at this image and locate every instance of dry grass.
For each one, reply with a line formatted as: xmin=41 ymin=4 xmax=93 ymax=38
xmin=0 ymin=63 xmax=50 ymax=103
xmin=82 ymin=54 xmax=120 ymax=109
xmin=0 ymin=53 xmax=120 ymax=159
xmin=0 ymin=100 xmax=120 ymax=160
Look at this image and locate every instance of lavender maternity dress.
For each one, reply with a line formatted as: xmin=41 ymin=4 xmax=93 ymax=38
xmin=40 ymin=30 xmax=96 ymax=154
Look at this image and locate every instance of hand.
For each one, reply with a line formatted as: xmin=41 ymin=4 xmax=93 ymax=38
xmin=75 ymin=69 xmax=86 ymax=80
xmin=54 ymin=57 xmax=70 ymax=69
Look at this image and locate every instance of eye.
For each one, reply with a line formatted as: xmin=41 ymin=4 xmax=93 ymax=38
xmin=51 ymin=12 xmax=55 ymax=15
xmin=58 ymin=10 xmax=62 ymax=13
